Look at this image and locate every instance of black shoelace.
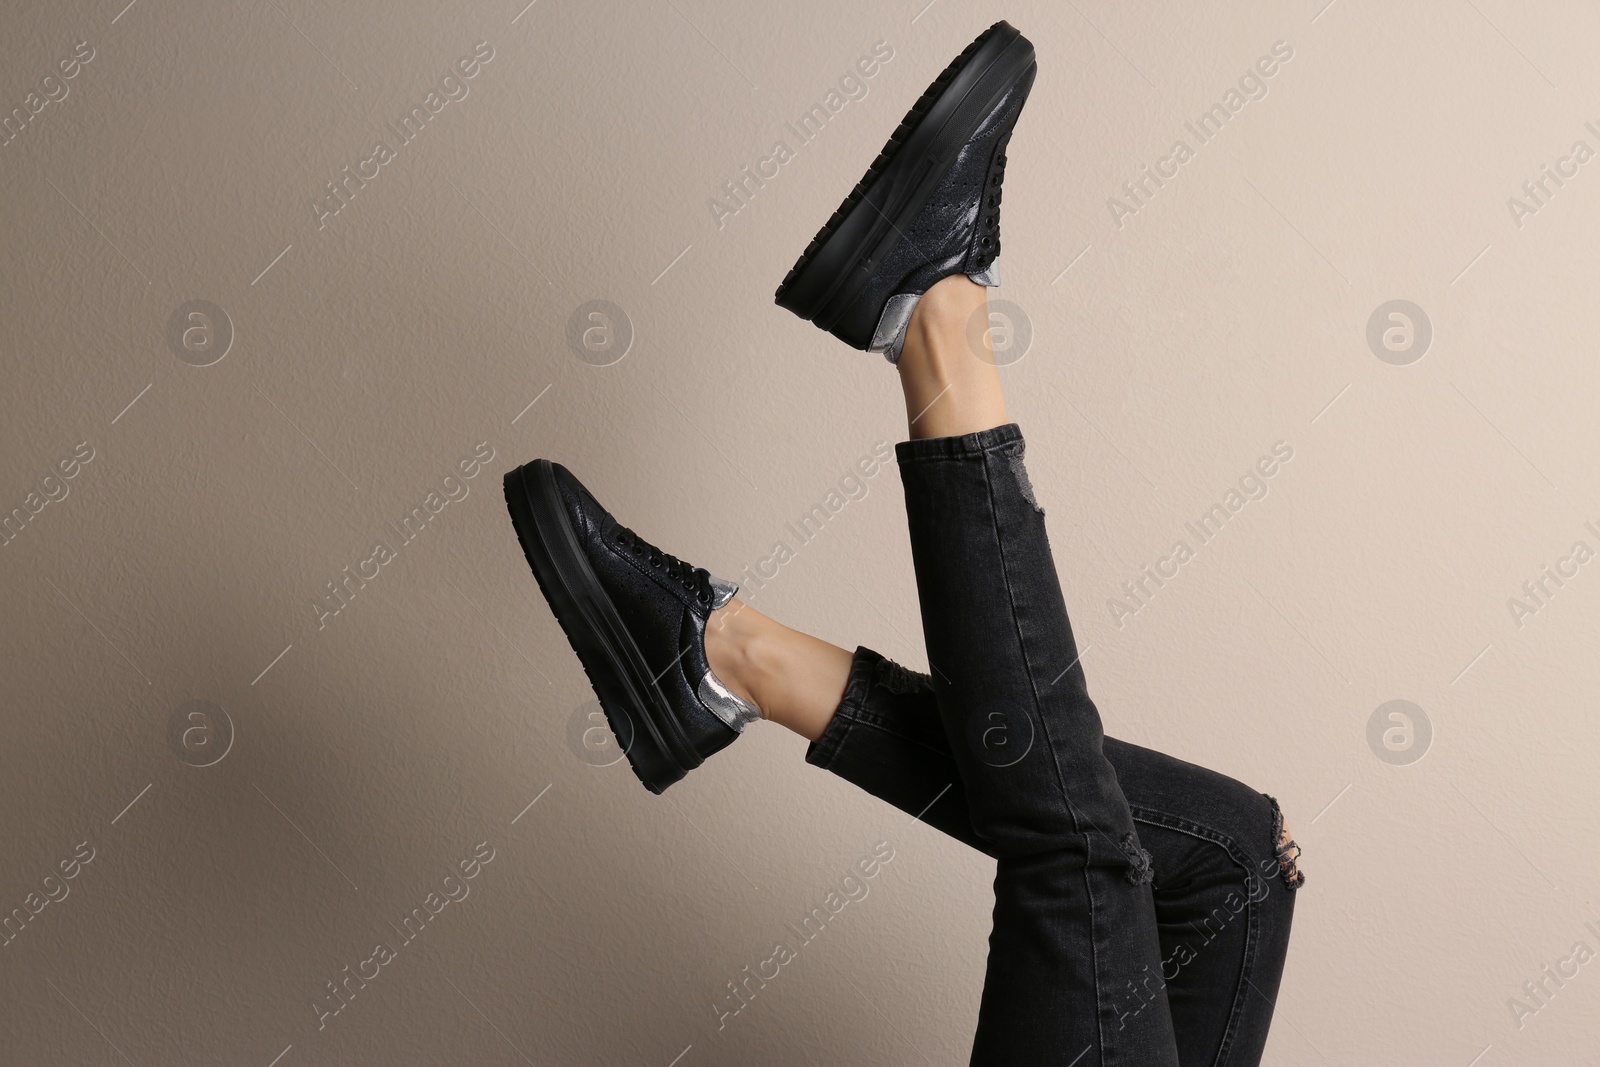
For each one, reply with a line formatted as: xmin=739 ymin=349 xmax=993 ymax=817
xmin=614 ymin=526 xmax=714 ymax=605
xmin=978 ymin=151 xmax=1005 ymax=257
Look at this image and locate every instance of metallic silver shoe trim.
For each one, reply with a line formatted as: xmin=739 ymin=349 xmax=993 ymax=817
xmin=968 ymin=258 xmax=1001 ymax=287
xmin=699 ymin=669 xmax=761 ymax=732
xmin=869 ymin=260 xmax=1001 ymax=365
xmin=869 ymin=292 xmax=922 ymax=364
xmin=707 ymin=573 xmax=738 ymax=609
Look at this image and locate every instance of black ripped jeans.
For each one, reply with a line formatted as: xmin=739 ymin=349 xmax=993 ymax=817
xmin=805 ymin=424 xmax=1300 ymax=1067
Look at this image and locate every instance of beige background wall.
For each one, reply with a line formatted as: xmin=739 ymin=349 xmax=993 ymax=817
xmin=3 ymin=0 xmax=1597 ymax=1063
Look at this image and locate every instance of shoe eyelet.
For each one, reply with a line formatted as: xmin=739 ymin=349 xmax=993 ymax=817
xmin=980 ymin=237 xmax=992 ymax=248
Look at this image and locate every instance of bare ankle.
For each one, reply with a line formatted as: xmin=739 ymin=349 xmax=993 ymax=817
xmin=903 ymin=276 xmax=986 ymax=364
xmin=898 ymin=276 xmax=1008 ymax=439
xmin=704 ymin=599 xmax=766 ymax=714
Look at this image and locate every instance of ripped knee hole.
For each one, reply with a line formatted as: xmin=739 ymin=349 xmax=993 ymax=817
xmin=1275 ymin=817 xmax=1304 ymax=888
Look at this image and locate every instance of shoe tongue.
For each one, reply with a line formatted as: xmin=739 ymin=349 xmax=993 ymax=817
xmin=622 ymin=526 xmax=715 ymax=601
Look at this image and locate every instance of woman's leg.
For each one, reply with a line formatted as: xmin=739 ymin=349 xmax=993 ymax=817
xmin=894 ymin=277 xmax=1180 ymax=1065
xmin=803 ymin=646 xmax=1301 ymax=1067
xmin=753 ymin=271 xmax=1171 ymax=1064
xmin=892 ymin=274 xmax=1010 ymax=440
xmin=707 ymin=274 xmax=1300 ymax=1063
xmin=703 ymin=596 xmax=851 ymax=743
xmin=705 ymin=604 xmax=1301 ymax=1067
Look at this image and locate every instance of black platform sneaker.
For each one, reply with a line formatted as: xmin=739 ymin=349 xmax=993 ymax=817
xmin=774 ymin=20 xmax=1037 ymax=361
xmin=503 ymin=460 xmax=760 ymax=794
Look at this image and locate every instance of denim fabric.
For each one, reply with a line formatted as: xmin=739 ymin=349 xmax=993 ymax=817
xmin=807 ymin=424 xmax=1298 ymax=1066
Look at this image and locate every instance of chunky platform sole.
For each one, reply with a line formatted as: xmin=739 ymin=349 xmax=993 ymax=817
xmin=773 ymin=20 xmax=1036 ymax=340
xmin=503 ymin=460 xmax=696 ymax=794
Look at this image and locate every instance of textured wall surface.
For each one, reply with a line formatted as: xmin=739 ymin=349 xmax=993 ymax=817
xmin=3 ymin=0 xmax=1598 ymax=1064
